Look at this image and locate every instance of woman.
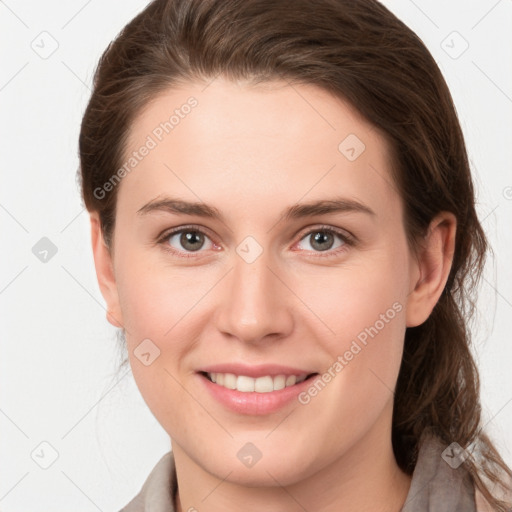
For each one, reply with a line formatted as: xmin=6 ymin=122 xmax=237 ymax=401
xmin=78 ymin=0 xmax=512 ymax=510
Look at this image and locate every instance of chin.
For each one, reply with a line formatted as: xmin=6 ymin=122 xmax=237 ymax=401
xmin=201 ymin=442 xmax=318 ymax=487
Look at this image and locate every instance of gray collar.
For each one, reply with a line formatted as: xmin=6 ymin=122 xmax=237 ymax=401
xmin=400 ymin=435 xmax=476 ymax=511
xmin=121 ymin=435 xmax=476 ymax=511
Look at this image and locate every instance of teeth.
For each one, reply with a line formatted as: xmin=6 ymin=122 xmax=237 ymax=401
xmin=223 ymin=373 xmax=236 ymax=389
xmin=285 ymin=375 xmax=296 ymax=387
xmin=255 ymin=376 xmax=273 ymax=392
xmin=273 ymin=375 xmax=286 ymax=390
xmin=237 ymin=375 xmax=255 ymax=392
xmin=206 ymin=372 xmax=309 ymax=392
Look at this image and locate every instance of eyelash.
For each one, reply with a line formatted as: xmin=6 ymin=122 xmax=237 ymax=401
xmin=156 ymin=224 xmax=356 ymax=259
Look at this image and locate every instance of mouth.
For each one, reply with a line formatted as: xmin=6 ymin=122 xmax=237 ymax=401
xmin=196 ymin=363 xmax=321 ymax=414
xmin=199 ymin=371 xmax=319 ymax=393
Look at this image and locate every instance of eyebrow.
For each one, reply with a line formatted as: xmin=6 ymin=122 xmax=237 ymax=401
xmin=136 ymin=195 xmax=376 ymax=222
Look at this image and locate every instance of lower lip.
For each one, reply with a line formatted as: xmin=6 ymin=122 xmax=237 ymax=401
xmin=198 ymin=373 xmax=318 ymax=415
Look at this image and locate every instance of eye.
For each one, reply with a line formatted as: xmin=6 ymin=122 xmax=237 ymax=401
xmin=159 ymin=226 xmax=217 ymax=257
xmin=294 ymin=226 xmax=353 ymax=256
xmin=157 ymin=224 xmax=354 ymax=259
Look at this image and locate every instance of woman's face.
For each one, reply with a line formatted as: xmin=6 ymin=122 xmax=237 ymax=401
xmin=94 ymin=77 xmax=425 ymax=485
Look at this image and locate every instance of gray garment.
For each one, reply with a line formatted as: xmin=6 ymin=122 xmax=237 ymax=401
xmin=400 ymin=436 xmax=476 ymax=511
xmin=120 ymin=435 xmax=476 ymax=511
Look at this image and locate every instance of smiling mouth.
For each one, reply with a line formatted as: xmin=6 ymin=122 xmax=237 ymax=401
xmin=199 ymin=371 xmax=318 ymax=393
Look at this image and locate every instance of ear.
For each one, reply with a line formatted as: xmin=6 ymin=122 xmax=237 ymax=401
xmin=406 ymin=211 xmax=457 ymax=327
xmin=90 ymin=212 xmax=124 ymax=329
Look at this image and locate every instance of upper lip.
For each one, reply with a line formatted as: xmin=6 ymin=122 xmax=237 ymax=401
xmin=197 ymin=363 xmax=318 ymax=379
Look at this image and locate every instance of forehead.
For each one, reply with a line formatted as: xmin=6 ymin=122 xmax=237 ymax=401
xmin=119 ymin=77 xmax=400 ymax=224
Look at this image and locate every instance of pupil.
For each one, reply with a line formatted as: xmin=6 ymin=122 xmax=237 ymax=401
xmin=181 ymin=231 xmax=203 ymax=251
xmin=312 ymin=231 xmax=333 ymax=251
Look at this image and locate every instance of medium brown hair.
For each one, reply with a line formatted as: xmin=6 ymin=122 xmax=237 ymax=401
xmin=78 ymin=0 xmax=512 ymax=508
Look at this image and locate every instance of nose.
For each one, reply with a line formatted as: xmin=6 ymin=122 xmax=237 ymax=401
xmin=213 ymin=246 xmax=294 ymax=345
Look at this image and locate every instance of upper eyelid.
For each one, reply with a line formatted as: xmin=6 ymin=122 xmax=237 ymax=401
xmin=159 ymin=224 xmax=217 ymax=243
xmin=297 ymin=224 xmax=353 ymax=239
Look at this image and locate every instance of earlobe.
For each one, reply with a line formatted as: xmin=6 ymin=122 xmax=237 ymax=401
xmin=405 ymin=212 xmax=457 ymax=327
xmin=89 ymin=212 xmax=124 ymax=329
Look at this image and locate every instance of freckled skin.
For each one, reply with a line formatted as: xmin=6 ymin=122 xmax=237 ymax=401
xmin=90 ymin=77 xmax=456 ymax=512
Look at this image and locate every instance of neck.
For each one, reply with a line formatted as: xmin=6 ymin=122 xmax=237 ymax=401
xmin=173 ymin=411 xmax=411 ymax=512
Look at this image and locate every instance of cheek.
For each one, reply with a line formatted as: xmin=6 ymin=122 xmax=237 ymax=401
xmin=295 ymin=251 xmax=409 ymax=348
xmin=291 ymin=277 xmax=406 ymax=458
xmin=117 ymin=267 xmax=199 ymax=436
xmin=293 ymin=248 xmax=409 ymax=406
xmin=115 ymin=250 xmax=212 ymax=344
xmin=114 ymin=256 xmax=220 ymax=418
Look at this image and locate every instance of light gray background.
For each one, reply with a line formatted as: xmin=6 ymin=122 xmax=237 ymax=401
xmin=1 ymin=0 xmax=511 ymax=510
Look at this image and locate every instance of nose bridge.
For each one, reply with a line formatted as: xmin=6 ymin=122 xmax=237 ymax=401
xmin=214 ymin=238 xmax=293 ymax=343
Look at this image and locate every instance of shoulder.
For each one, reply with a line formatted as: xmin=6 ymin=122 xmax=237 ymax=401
xmin=474 ymin=469 xmax=512 ymax=512
xmin=402 ymin=434 xmax=477 ymax=511
xmin=406 ymin=433 xmax=512 ymax=512
xmin=119 ymin=451 xmax=177 ymax=512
